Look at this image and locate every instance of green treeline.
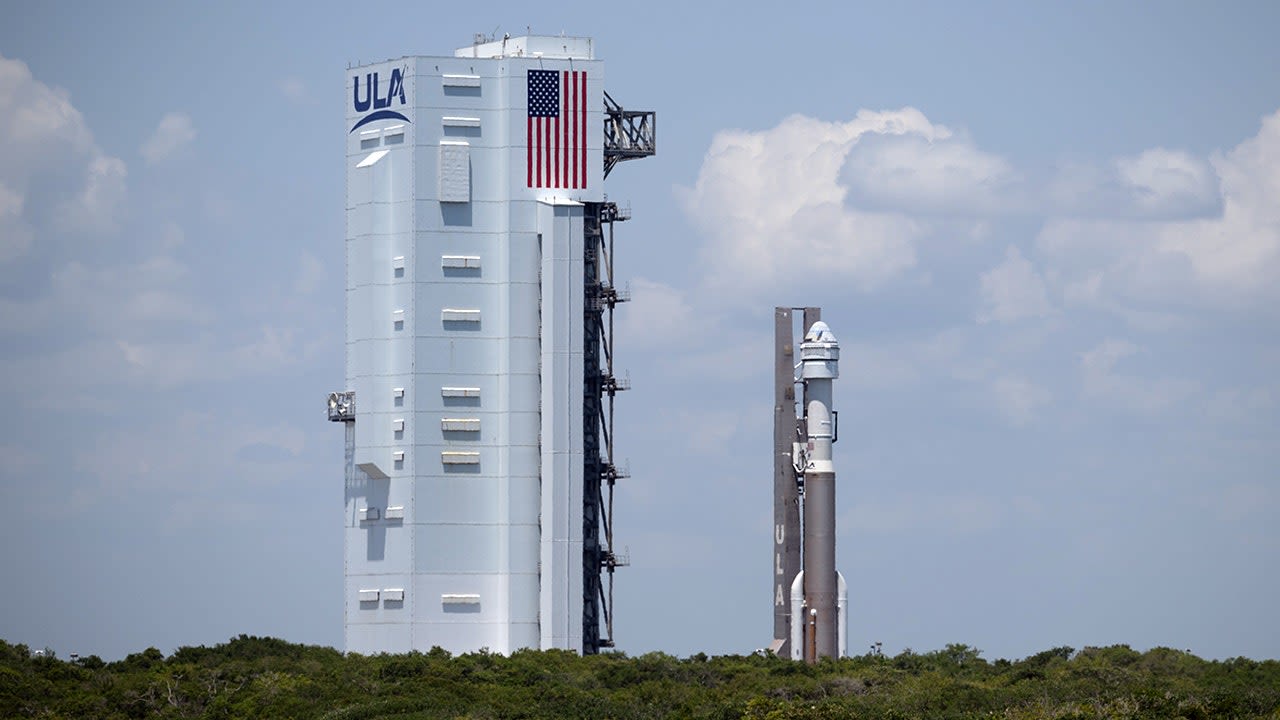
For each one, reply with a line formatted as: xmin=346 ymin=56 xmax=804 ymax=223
xmin=2 ymin=636 xmax=1278 ymax=719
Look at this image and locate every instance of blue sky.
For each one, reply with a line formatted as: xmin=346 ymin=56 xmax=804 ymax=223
xmin=1 ymin=1 xmax=1277 ymax=661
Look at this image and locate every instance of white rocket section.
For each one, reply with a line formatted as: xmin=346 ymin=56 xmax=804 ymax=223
xmin=838 ymin=572 xmax=847 ymax=658
xmin=800 ymin=321 xmax=838 ymax=462
xmin=788 ymin=571 xmax=848 ymax=661
xmin=343 ymin=37 xmax=603 ymax=655
xmin=789 ymin=573 xmax=802 ymax=659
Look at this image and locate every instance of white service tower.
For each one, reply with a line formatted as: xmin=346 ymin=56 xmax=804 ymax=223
xmin=329 ymin=34 xmax=653 ymax=656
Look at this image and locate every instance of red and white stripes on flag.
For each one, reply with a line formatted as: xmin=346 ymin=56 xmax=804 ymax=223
xmin=527 ymin=69 xmax=587 ymax=189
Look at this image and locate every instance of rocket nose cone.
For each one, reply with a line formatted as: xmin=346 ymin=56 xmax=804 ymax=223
xmin=804 ymin=321 xmax=837 ymax=344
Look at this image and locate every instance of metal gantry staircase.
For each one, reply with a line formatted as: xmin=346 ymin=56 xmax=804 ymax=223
xmin=581 ymin=88 xmax=653 ymax=655
xmin=582 ymin=201 xmax=633 ymax=653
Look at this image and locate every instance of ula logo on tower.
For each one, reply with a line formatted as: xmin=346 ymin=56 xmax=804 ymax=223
xmin=349 ymin=67 xmax=410 ymax=134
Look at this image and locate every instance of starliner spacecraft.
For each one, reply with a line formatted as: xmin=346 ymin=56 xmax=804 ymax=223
xmin=772 ymin=308 xmax=848 ymax=662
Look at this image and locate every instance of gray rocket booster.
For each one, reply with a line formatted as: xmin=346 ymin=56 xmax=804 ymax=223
xmin=784 ymin=320 xmax=848 ymax=662
xmin=799 ymin=321 xmax=842 ymax=661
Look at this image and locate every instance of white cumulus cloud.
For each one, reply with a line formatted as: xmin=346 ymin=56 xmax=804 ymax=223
xmin=681 ymin=109 xmax=941 ymax=296
xmin=57 ymin=154 xmax=127 ymax=232
xmin=140 ymin=111 xmax=196 ymax=164
xmin=0 ymin=54 xmax=127 ymax=246
xmin=978 ymin=245 xmax=1052 ymax=324
xmin=617 ymin=277 xmax=694 ymax=349
xmin=1041 ymin=109 xmax=1280 ymax=306
xmin=990 ymin=375 xmax=1051 ymax=426
xmin=1115 ymin=147 xmax=1218 ymax=216
xmin=1048 ymin=148 xmax=1219 ymax=220
xmin=1078 ymin=339 xmax=1197 ymax=413
xmin=1079 ymin=338 xmax=1138 ymax=374
xmin=0 ymin=55 xmax=93 ymax=160
xmin=1158 ymin=111 xmax=1280 ymax=293
xmin=0 ymin=183 xmax=31 ymax=261
xmin=840 ymin=129 xmax=1020 ymax=215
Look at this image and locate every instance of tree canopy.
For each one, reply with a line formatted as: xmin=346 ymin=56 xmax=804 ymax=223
xmin=1 ymin=636 xmax=1277 ymax=719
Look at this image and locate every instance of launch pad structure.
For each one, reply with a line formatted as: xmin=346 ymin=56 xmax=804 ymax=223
xmin=773 ymin=308 xmax=848 ymax=662
xmin=328 ymin=34 xmax=654 ymax=656
xmin=582 ymin=202 xmax=632 ymax=651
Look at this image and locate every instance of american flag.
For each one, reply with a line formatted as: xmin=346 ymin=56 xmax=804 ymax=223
xmin=528 ymin=69 xmax=586 ymax=189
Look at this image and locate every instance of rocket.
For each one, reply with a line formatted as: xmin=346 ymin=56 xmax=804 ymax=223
xmin=773 ymin=311 xmax=848 ymax=662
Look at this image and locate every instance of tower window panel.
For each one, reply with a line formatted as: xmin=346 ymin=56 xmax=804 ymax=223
xmin=441 ymin=74 xmax=481 ymax=88
xmin=438 ymin=142 xmax=471 ymax=203
xmin=441 ymin=308 xmax=480 ymax=323
xmin=441 ymin=451 xmax=480 ymax=465
xmin=442 ymin=116 xmax=481 ymax=128
xmin=441 ymin=255 xmax=481 ymax=269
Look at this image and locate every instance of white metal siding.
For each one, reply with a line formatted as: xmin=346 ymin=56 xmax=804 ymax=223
xmin=345 ymin=44 xmax=606 ymax=658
